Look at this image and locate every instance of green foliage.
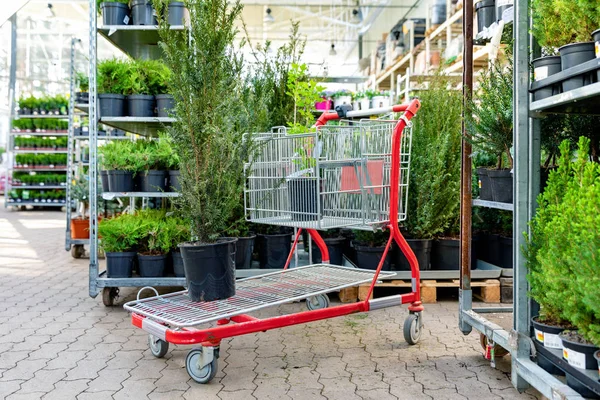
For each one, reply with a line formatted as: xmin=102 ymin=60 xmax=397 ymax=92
xmin=352 ymin=230 xmax=389 ymax=247
xmin=98 ymin=213 xmax=145 ymax=253
xmin=123 ymin=59 xmax=171 ymax=96
xmin=17 ymin=95 xmax=68 ymax=115
xmin=526 ymin=137 xmax=600 ymax=344
xmin=98 ymin=58 xmax=129 ymax=95
xmin=76 ymin=71 xmax=89 ymax=92
xmin=99 ymin=137 xmax=175 ymax=172
xmin=286 ymin=63 xmax=324 ymax=132
xmin=467 ymin=56 xmax=513 ymax=170
xmin=532 ymin=0 xmax=600 ymax=53
xmin=98 ymin=140 xmax=135 ymax=171
xmin=406 ymin=74 xmax=462 ymax=239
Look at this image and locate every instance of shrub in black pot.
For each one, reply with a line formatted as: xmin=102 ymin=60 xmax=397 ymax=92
xmin=99 ymin=0 xmax=131 ymax=25
xmin=352 ymin=230 xmax=391 ymax=271
xmin=256 ymin=230 xmax=293 ymax=269
xmin=99 ymin=139 xmax=136 ymax=192
xmin=308 ymin=230 xmax=345 ymax=265
xmin=131 ymin=0 xmax=157 ymax=25
xmin=98 ymin=214 xmax=142 ymax=278
xmin=531 ymin=56 xmax=561 ymax=101
xmin=394 ymin=239 xmax=432 ymax=271
xmin=75 ymin=71 xmax=90 ymax=104
xmin=98 ymin=58 xmax=129 ymax=117
xmin=136 ymin=210 xmax=172 ymax=278
xmin=558 ymin=42 xmax=595 ymax=92
xmin=130 ymin=135 xmax=173 ymax=192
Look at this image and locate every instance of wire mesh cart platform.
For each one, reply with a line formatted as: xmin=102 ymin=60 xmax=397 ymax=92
xmin=124 ymin=100 xmax=423 ymax=383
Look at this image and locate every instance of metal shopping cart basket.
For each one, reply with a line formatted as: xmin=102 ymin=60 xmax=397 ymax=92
xmin=124 ymin=100 xmax=423 ymax=384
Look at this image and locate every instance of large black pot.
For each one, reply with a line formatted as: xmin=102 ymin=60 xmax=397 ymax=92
xmin=139 ymin=170 xmax=167 ymax=192
xmin=498 ymin=235 xmax=513 ymax=268
xmin=431 ymin=0 xmax=446 ymax=25
xmin=431 ymin=239 xmax=459 ymax=270
xmin=172 ymin=251 xmax=185 ymax=277
xmin=107 ymin=170 xmax=133 ymax=192
xmin=156 ymin=94 xmax=175 ymax=117
xmin=235 ymin=236 xmax=256 ymax=269
xmin=100 ymin=170 xmax=110 ymax=192
xmin=75 ymin=92 xmax=89 ymax=104
xmin=488 ymin=169 xmax=513 ymax=203
xmin=257 ymin=233 xmax=292 ymax=269
xmin=179 ymin=238 xmax=237 ymax=302
xmin=495 ymin=0 xmax=513 ymax=21
xmin=559 ymin=42 xmax=595 ymax=92
xmin=127 ymin=94 xmax=155 ymax=117
xmin=130 ymin=0 xmax=157 ymax=25
xmin=168 ymin=170 xmax=181 ymax=191
xmin=168 ymin=2 xmax=186 ymax=25
xmin=99 ymin=94 xmax=126 ymax=117
xmin=354 ymin=243 xmax=391 ymax=271
xmin=288 ymin=178 xmax=320 ymax=221
xmin=106 ymin=252 xmax=135 ymax=278
xmin=532 ymin=316 xmax=567 ymax=350
xmin=138 ymin=254 xmax=167 ymax=277
xmin=310 ymin=237 xmax=345 ymax=265
xmin=560 ymin=331 xmax=600 ymax=370
xmin=395 ymin=239 xmax=432 ymax=271
xmin=532 ymin=56 xmax=562 ymax=101
xmin=476 ymin=167 xmax=493 ymax=201
xmin=101 ymin=2 xmax=130 ymax=25
xmin=475 ymin=0 xmax=495 ymax=34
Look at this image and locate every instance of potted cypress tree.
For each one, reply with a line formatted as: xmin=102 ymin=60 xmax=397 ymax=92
xmin=99 ymin=140 xmax=137 ymax=192
xmin=155 ymin=0 xmax=247 ymax=302
xmin=137 ymin=210 xmax=171 ymax=277
xmin=99 ymin=214 xmax=144 ymax=278
xmin=125 ymin=59 xmax=155 ymax=117
xmin=98 ymin=58 xmax=128 ymax=117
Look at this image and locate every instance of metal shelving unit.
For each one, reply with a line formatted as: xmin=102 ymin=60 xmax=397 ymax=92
xmin=11 ymin=131 xmax=69 ymax=136
xmin=457 ymin=0 xmax=596 ymax=398
xmin=99 ymin=116 xmax=174 ymax=136
xmin=472 ymin=199 xmax=513 ymax=211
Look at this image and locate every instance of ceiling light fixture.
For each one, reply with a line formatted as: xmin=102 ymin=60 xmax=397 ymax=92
xmin=46 ymin=3 xmax=56 ymax=18
xmin=329 ymin=43 xmax=337 ymax=56
xmin=264 ymin=8 xmax=274 ymax=23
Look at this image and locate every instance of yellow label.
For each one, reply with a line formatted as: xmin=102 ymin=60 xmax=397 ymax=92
xmin=563 ymin=349 xmax=569 ymax=359
xmin=596 ymin=41 xmax=600 ymax=58
xmin=535 ymin=330 xmax=544 ymax=342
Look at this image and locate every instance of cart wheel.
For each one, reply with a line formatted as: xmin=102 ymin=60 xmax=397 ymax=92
xmin=148 ymin=335 xmax=169 ymax=358
xmin=479 ymin=333 xmax=509 ymax=357
xmin=186 ymin=348 xmax=218 ymax=384
xmin=71 ymin=245 xmax=84 ymax=259
xmin=102 ymin=287 xmax=119 ymax=307
xmin=306 ymin=294 xmax=330 ymax=310
xmin=403 ymin=312 xmax=423 ymax=345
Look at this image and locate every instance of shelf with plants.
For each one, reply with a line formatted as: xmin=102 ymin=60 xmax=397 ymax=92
xmin=7 ymin=189 xmax=67 ymax=205
xmin=99 ymin=25 xmax=185 ymax=60
xmin=16 ymin=94 xmax=69 ymax=116
xmin=13 ymin=154 xmax=68 ymax=170
xmin=12 ymin=172 xmax=67 ymax=189
xmin=11 ymin=118 xmax=70 ymax=134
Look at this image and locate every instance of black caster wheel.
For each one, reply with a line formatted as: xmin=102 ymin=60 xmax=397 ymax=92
xmin=102 ymin=287 xmax=119 ymax=307
xmin=306 ymin=293 xmax=330 ymax=310
xmin=186 ymin=347 xmax=218 ymax=384
xmin=479 ymin=333 xmax=509 ymax=357
xmin=71 ymin=245 xmax=85 ymax=259
xmin=404 ymin=312 xmax=423 ymax=345
xmin=148 ymin=334 xmax=169 ymax=358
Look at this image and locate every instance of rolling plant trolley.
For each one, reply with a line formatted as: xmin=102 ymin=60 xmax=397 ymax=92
xmin=124 ymin=100 xmax=423 ymax=383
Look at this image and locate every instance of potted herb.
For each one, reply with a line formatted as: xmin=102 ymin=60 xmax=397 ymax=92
xmin=124 ymin=59 xmax=156 ymax=117
xmin=156 ymin=0 xmax=247 ymax=301
xmin=98 ymin=58 xmax=129 ymax=117
xmin=467 ymin=55 xmax=513 ymax=204
xmin=99 ymin=140 xmax=136 ymax=192
xmin=352 ymin=91 xmax=369 ymax=111
xmin=370 ymin=91 xmax=390 ymax=109
xmin=99 ymin=214 xmax=143 ymax=278
xmin=331 ymin=89 xmax=352 ymax=109
xmin=352 ymin=230 xmax=391 ymax=271
xmin=97 ymin=0 xmax=130 ymax=25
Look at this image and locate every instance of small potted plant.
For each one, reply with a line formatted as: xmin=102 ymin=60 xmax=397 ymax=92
xmin=352 ymin=91 xmax=369 ymax=111
xmin=99 ymin=214 xmax=143 ymax=278
xmin=131 ymin=0 xmax=157 ymax=25
xmin=97 ymin=0 xmax=130 ymax=25
xmin=331 ymin=89 xmax=352 ymax=109
xmin=153 ymin=0 xmax=188 ymax=26
xmin=309 ymin=229 xmax=345 ymax=265
xmin=98 ymin=58 xmax=129 ymax=117
xmin=167 ymin=148 xmax=180 ymax=192
xmin=370 ymin=90 xmax=390 ymax=109
xmin=254 ymin=225 xmax=293 ymax=269
xmin=136 ymin=210 xmax=171 ymax=277
xmin=125 ymin=59 xmax=156 ymax=117
xmin=99 ymin=140 xmax=136 ymax=192
xmin=133 ymin=136 xmax=171 ymax=192
xmin=315 ymin=90 xmax=333 ymax=110
xmin=152 ymin=62 xmax=174 ymax=117
xmin=75 ymin=71 xmax=90 ymax=104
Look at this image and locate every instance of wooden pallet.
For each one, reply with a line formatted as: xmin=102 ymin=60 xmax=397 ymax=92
xmin=338 ymin=278 xmax=500 ymax=304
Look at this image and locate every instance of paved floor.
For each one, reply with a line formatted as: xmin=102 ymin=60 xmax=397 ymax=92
xmin=0 ymin=204 xmax=543 ymax=400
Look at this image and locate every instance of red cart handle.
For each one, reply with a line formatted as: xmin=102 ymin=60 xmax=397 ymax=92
xmin=315 ymin=99 xmax=421 ymax=127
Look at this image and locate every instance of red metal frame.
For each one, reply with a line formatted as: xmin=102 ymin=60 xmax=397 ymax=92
xmin=131 ymin=100 xmax=423 ymax=347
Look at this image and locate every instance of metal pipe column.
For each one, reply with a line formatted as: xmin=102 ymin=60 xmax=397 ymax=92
xmin=88 ymin=0 xmax=99 ymax=297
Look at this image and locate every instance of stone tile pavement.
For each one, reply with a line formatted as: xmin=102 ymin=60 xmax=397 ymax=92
xmin=0 ymin=203 xmax=543 ymax=400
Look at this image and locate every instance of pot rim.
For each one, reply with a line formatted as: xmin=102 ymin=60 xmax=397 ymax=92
xmin=101 ymin=2 xmax=129 ymax=9
xmin=98 ymin=93 xmax=125 ymax=99
xmin=531 ymin=315 xmax=571 ymax=331
xmin=558 ymin=41 xmax=595 ymax=53
xmin=257 ymin=232 xmax=293 ymax=238
xmin=559 ymin=330 xmax=599 ymax=350
xmin=531 ymin=55 xmax=561 ymax=64
xmin=137 ymin=253 xmax=168 ymax=259
xmin=179 ymin=238 xmax=238 ymax=248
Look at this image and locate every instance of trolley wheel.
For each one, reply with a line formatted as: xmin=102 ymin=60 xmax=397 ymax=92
xmin=71 ymin=245 xmax=85 ymax=259
xmin=306 ymin=294 xmax=330 ymax=310
xmin=186 ymin=348 xmax=218 ymax=384
xmin=148 ymin=334 xmax=169 ymax=358
xmin=102 ymin=287 xmax=119 ymax=307
xmin=403 ymin=312 xmax=423 ymax=345
xmin=479 ymin=333 xmax=509 ymax=357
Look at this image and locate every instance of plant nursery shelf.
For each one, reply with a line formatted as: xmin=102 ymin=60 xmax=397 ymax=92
xmin=14 ymin=114 xmax=69 ymax=119
xmin=74 ymin=135 xmax=131 ymax=141
xmin=11 ymin=185 xmax=66 ymax=190
xmin=11 ymin=131 xmax=69 ymax=136
xmin=530 ymin=82 xmax=600 ymax=115
xmin=12 ymin=167 xmax=68 ymax=172
xmin=99 ymin=117 xmax=174 ymax=136
xmin=533 ymin=341 xmax=600 ymax=397
xmin=13 ymin=149 xmax=69 ymax=154
xmin=99 ymin=25 xmax=184 ymax=59
xmin=101 ymin=192 xmax=180 ymax=200
xmin=7 ymin=202 xmax=65 ymax=207
xmin=472 ymin=199 xmax=513 ymax=211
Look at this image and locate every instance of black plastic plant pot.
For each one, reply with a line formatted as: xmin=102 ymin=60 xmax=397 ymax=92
xmin=310 ymin=237 xmax=345 ymax=265
xmin=179 ymin=238 xmax=237 ymax=302
xmin=235 ymin=235 xmax=256 ymax=269
xmin=487 ymin=169 xmax=513 ymax=203
xmin=106 ymin=251 xmax=135 ymax=278
xmin=498 ymin=235 xmax=513 ymax=268
xmin=101 ymin=2 xmax=130 ymax=25
xmin=100 ymin=170 xmax=110 ymax=192
xmin=475 ymin=0 xmax=495 ymax=34
xmin=131 ymin=0 xmax=157 ymax=25
xmin=168 ymin=2 xmax=186 ymax=25
xmin=156 ymin=94 xmax=174 ymax=117
xmin=476 ymin=167 xmax=493 ymax=201
xmin=75 ymin=92 xmax=89 ymax=104
xmin=288 ymin=178 xmax=320 ymax=221
xmin=495 ymin=0 xmax=513 ymax=22
xmin=171 ymin=251 xmax=185 ymax=277
xmin=430 ymin=239 xmax=459 ymax=270
xmin=560 ymin=331 xmax=600 ymax=370
xmin=532 ymin=56 xmax=562 ymax=101
xmin=168 ymin=170 xmax=181 ymax=192
xmin=127 ymin=94 xmax=155 ymax=117
xmin=354 ymin=244 xmax=391 ymax=271
xmin=107 ymin=170 xmax=134 ymax=192
xmin=559 ymin=42 xmax=595 ymax=92
xmin=431 ymin=0 xmax=446 ymax=25
xmin=532 ymin=316 xmax=567 ymax=350
xmin=257 ymin=233 xmax=293 ymax=269
xmin=99 ymin=94 xmax=126 ymax=117
xmin=395 ymin=239 xmax=432 ymax=271
xmin=565 ymin=373 xmax=600 ymax=399
xmin=536 ymin=351 xmax=565 ymax=376
xmin=139 ymin=170 xmax=167 ymax=192
xmin=138 ymin=254 xmax=167 ymax=277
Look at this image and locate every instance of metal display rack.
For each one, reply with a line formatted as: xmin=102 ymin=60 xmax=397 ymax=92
xmin=457 ymin=0 xmax=597 ymax=398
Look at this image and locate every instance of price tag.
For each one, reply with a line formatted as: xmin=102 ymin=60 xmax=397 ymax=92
xmin=108 ymin=27 xmax=117 ymax=36
xmin=563 ymin=348 xmax=587 ymax=369
xmin=595 ymin=41 xmax=600 ymax=58
xmin=534 ymin=66 xmax=549 ymax=81
xmin=543 ymin=332 xmax=563 ymax=349
xmin=123 ymin=15 xmax=130 ymax=25
xmin=497 ymin=0 xmax=512 ymax=6
xmin=534 ymin=329 xmax=544 ymax=343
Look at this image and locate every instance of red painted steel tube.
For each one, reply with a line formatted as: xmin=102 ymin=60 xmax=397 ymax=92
xmin=306 ymin=228 xmax=330 ymax=263
xmin=231 ymin=314 xmax=259 ymax=323
xmin=362 ymin=232 xmax=395 ymax=301
xmin=161 ymin=302 xmax=369 ymax=345
xmin=283 ymin=228 xmax=303 ymax=270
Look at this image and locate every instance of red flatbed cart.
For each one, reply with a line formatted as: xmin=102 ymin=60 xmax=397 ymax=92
xmin=124 ymin=100 xmax=423 ymax=383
